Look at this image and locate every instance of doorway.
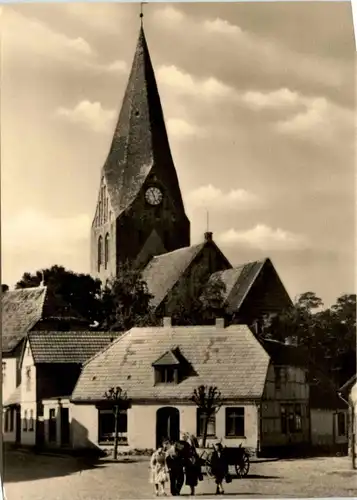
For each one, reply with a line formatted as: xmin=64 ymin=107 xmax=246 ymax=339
xmin=60 ymin=407 xmax=70 ymax=446
xmin=156 ymin=407 xmax=180 ymax=448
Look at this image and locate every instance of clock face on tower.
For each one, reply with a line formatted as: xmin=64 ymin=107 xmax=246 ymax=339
xmin=145 ymin=186 xmax=163 ymax=206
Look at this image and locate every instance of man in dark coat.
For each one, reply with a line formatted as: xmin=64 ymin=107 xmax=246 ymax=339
xmin=165 ymin=442 xmax=185 ymax=496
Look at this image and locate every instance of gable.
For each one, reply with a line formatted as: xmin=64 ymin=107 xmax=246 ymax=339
xmin=142 ymin=243 xmax=205 ymax=309
xmin=2 ymin=287 xmax=47 ymax=353
xmin=153 ymin=349 xmax=181 ymax=366
xmin=210 ymin=258 xmax=292 ymax=319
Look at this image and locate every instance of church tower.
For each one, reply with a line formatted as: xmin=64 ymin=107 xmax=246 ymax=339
xmin=90 ymin=24 xmax=190 ymax=284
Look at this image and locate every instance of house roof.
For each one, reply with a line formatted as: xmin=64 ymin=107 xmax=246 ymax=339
xmin=71 ymin=324 xmax=270 ymax=403
xmin=209 ymin=260 xmax=266 ymax=314
xmin=3 ymin=385 xmax=21 ymax=406
xmin=27 ymin=331 xmax=120 ymax=364
xmin=1 ymin=286 xmax=87 ymax=353
xmin=98 ymin=26 xmax=186 ymax=221
xmin=339 ymin=374 xmax=357 ymax=396
xmin=142 ymin=243 xmax=205 ymax=308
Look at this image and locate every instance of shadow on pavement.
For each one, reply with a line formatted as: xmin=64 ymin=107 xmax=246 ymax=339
xmin=3 ymin=449 xmax=105 ymax=484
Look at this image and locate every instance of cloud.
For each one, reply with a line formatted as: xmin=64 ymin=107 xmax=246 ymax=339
xmin=242 ymin=88 xmax=301 ymax=109
xmin=157 ymin=65 xmax=235 ymax=101
xmin=167 ymin=118 xmax=203 ymax=139
xmin=186 ymin=184 xmax=261 ymax=211
xmin=204 ymin=17 xmax=242 ymax=36
xmin=217 ymin=224 xmax=307 ymax=251
xmin=154 ymin=5 xmax=185 ymax=24
xmin=275 ymin=97 xmax=353 ymax=142
xmin=55 ymin=100 xmax=116 ymax=133
xmin=3 ymin=9 xmax=95 ymax=65
xmin=104 ymin=59 xmax=128 ymax=74
xmin=2 ymin=209 xmax=90 ymax=254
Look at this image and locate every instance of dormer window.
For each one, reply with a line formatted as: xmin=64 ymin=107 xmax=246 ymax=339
xmin=156 ymin=366 xmax=178 ymax=384
xmin=153 ymin=349 xmax=181 ymax=385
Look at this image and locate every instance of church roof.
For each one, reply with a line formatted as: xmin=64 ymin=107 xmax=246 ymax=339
xmin=142 ymin=243 xmax=205 ymax=309
xmin=26 ymin=331 xmax=120 ymax=364
xmin=72 ymin=324 xmax=270 ymax=403
xmin=209 ymin=260 xmax=266 ymax=314
xmin=2 ymin=287 xmax=87 ymax=354
xmin=100 ymin=26 xmax=185 ymax=220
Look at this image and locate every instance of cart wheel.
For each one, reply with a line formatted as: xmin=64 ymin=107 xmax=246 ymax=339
xmin=235 ymin=453 xmax=250 ymax=478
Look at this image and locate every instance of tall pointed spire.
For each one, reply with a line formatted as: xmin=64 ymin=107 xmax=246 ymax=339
xmin=102 ymin=22 xmax=186 ymax=220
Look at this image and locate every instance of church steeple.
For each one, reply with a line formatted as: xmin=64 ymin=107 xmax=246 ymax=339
xmin=91 ymin=22 xmax=190 ymax=283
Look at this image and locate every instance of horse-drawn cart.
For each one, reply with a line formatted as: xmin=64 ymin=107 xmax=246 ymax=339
xmin=199 ymin=444 xmax=250 ymax=478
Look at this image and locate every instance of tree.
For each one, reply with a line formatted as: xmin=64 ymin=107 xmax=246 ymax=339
xmin=191 ymin=385 xmax=222 ymax=448
xmin=16 ymin=265 xmax=102 ymax=323
xmin=261 ymin=291 xmax=356 ymax=388
xmin=170 ymin=276 xmax=227 ymax=326
xmin=100 ymin=263 xmax=156 ymax=331
xmin=104 ymin=386 xmax=128 ymax=460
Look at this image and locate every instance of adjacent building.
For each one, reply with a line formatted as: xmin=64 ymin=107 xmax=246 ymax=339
xmin=3 ymin=330 xmax=119 ymax=447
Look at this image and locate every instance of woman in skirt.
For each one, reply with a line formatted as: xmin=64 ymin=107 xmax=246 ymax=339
xmin=150 ymin=446 xmax=169 ymax=496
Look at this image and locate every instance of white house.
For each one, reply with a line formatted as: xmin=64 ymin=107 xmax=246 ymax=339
xmin=3 ymin=330 xmax=118 ymax=447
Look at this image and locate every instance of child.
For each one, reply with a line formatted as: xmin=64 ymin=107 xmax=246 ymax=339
xmin=150 ymin=446 xmax=169 ymax=496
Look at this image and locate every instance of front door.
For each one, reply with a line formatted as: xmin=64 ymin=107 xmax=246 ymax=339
xmin=156 ymin=407 xmax=180 ymax=448
xmin=15 ymin=407 xmax=21 ymax=444
xmin=60 ymin=407 xmax=70 ymax=446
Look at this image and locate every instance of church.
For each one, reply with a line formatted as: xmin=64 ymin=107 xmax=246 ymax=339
xmin=90 ymin=24 xmax=292 ymax=329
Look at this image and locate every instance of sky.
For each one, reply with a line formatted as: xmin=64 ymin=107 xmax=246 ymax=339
xmin=1 ymin=2 xmax=355 ymax=307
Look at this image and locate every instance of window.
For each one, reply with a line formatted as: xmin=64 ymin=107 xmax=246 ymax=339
xmin=29 ymin=410 xmax=34 ymax=432
xmin=9 ymin=408 xmax=14 ymax=432
xmin=281 ymin=406 xmax=287 ymax=434
xmin=197 ymin=409 xmax=216 ymax=437
xmin=104 ymin=233 xmax=109 ymax=269
xmin=4 ymin=409 xmax=9 ymax=432
xmin=225 ymin=408 xmax=245 ymax=437
xmin=294 ymin=404 xmax=302 ymax=432
xmin=281 ymin=404 xmax=302 ymax=434
xmin=98 ymin=409 xmax=128 ymax=444
xmin=97 ymin=236 xmax=103 ymax=271
xmin=25 ymin=366 xmax=31 ymax=392
xmin=155 ymin=367 xmax=178 ymax=384
xmin=338 ymin=412 xmax=346 ymax=436
xmin=23 ymin=410 xmax=28 ymax=431
xmin=49 ymin=408 xmax=56 ymax=442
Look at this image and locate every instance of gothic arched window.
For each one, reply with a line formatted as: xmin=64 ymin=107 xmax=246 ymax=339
xmin=104 ymin=233 xmax=109 ymax=269
xmin=98 ymin=236 xmax=103 ymax=272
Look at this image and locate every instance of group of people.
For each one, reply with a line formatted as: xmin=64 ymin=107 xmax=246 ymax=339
xmin=150 ymin=437 xmax=229 ymax=497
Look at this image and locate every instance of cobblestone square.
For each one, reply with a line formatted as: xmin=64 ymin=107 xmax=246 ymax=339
xmin=3 ymin=451 xmax=356 ymax=500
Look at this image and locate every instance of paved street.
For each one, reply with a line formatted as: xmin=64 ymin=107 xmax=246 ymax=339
xmin=3 ymin=450 xmax=356 ymax=500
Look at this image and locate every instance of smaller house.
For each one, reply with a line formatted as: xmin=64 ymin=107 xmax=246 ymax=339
xmin=259 ymin=339 xmax=310 ymax=455
xmin=309 ymin=383 xmax=348 ymax=453
xmin=3 ymin=330 xmax=119 ymax=448
xmin=2 ymin=285 xmax=89 ymax=405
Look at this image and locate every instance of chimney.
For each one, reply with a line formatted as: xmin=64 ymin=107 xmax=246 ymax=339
xmin=204 ymin=231 xmax=213 ymax=242
xmin=163 ymin=317 xmax=172 ymax=328
xmin=215 ymin=317 xmax=225 ymax=329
